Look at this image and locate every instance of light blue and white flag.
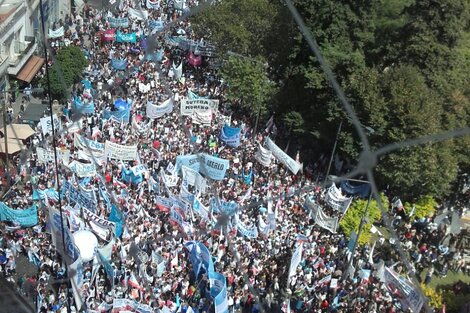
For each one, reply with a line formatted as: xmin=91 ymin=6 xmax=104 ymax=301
xmin=209 ymin=271 xmax=229 ymax=313
xmin=200 ymin=154 xmax=229 ymax=181
xmin=74 ymin=96 xmax=94 ymax=114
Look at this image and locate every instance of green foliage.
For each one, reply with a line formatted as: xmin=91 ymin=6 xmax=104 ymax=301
xmin=404 ymin=195 xmax=438 ymax=219
xmin=348 ymin=65 xmax=459 ymax=199
xmin=191 ymin=0 xmax=470 ymax=202
xmin=339 ymin=193 xmax=388 ymax=245
xmin=220 ymin=56 xmax=276 ymax=117
xmin=42 ymin=45 xmax=88 ymax=101
xmin=441 ymin=290 xmax=470 ymax=313
xmin=283 ymin=111 xmax=305 ymax=135
xmin=190 ymin=0 xmax=277 ymax=56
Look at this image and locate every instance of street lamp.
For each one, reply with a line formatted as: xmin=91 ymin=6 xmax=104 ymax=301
xmin=328 ymin=175 xmax=372 ymax=280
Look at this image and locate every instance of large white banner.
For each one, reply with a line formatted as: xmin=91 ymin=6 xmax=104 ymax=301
xmin=77 ymin=149 xmax=107 ymax=166
xmin=74 ymin=134 xmax=105 ymax=153
xmin=104 ymin=141 xmax=137 ymax=161
xmin=255 ymin=143 xmax=272 ymax=167
xmin=48 ymin=27 xmax=64 ymax=38
xmin=37 ymin=147 xmax=70 ymax=165
xmin=266 ymin=138 xmax=301 ymax=174
xmin=384 ymin=267 xmax=425 ymax=313
xmin=146 ymin=98 xmax=174 ymax=118
xmin=40 ymin=115 xmax=62 ymax=136
xmin=180 ymin=99 xmax=219 ymax=116
xmin=325 ymin=184 xmax=353 ymax=214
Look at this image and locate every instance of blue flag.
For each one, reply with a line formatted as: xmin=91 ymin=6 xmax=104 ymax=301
xmin=109 ymin=205 xmax=124 ymax=237
xmin=220 ymin=125 xmax=241 ymax=148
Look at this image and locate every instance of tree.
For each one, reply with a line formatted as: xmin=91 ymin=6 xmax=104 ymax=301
xmin=220 ymin=56 xmax=276 ymax=118
xmin=190 ymin=0 xmax=278 ymax=57
xmin=43 ymin=45 xmax=88 ymax=101
xmin=347 ymin=65 xmax=459 ymax=199
xmin=339 ymin=193 xmax=388 ymax=245
xmin=393 ymin=0 xmax=470 ymax=74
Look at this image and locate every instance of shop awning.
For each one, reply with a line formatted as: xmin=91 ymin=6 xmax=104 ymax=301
xmin=0 ymin=123 xmax=36 ymax=140
xmin=15 ymin=55 xmax=44 ymax=83
xmin=0 ymin=138 xmax=26 ymax=155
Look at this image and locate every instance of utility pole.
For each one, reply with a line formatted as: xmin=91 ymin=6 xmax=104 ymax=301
xmin=2 ymin=92 xmax=9 ymax=188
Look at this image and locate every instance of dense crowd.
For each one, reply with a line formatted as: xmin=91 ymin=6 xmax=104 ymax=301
xmin=0 ymin=1 xmax=467 ymax=313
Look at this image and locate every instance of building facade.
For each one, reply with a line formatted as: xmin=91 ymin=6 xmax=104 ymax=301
xmin=0 ymin=0 xmax=71 ymax=91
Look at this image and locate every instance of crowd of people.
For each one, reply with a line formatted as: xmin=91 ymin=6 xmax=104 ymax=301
xmin=0 ymin=1 xmax=468 ymax=313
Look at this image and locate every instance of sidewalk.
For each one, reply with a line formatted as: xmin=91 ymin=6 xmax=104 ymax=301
xmin=0 ymin=93 xmax=44 ymax=129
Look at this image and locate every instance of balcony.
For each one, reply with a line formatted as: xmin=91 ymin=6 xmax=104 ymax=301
xmin=0 ymin=54 xmax=10 ymax=77
xmin=0 ymin=6 xmax=26 ymax=41
xmin=7 ymin=39 xmax=37 ymax=76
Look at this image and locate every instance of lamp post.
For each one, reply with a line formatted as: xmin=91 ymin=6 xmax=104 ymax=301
xmin=328 ymin=175 xmax=372 ymax=280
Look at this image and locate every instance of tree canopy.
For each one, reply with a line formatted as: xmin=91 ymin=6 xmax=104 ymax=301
xmin=190 ymin=0 xmax=470 ymax=201
xmin=43 ymin=45 xmax=88 ymax=101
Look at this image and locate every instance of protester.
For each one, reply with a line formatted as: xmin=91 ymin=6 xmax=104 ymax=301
xmin=0 ymin=1 xmax=464 ymax=313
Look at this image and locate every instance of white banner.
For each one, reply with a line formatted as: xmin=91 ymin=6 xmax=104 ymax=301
xmin=288 ymin=243 xmax=303 ymax=281
xmin=305 ymin=197 xmax=338 ymax=233
xmin=181 ymin=166 xmax=207 ymax=194
xmin=266 ymin=138 xmax=301 ymax=174
xmin=104 ymin=141 xmax=137 ymax=161
xmin=180 ymin=99 xmax=219 ymax=116
xmin=48 ymin=26 xmax=64 ymax=38
xmin=77 ymin=149 xmax=107 ymax=166
xmin=159 ymin=168 xmax=178 ymax=188
xmin=235 ymin=215 xmax=258 ymax=239
xmin=172 ymin=62 xmax=183 ymax=80
xmin=384 ymin=267 xmax=425 ymax=313
xmin=37 ymin=147 xmax=70 ymax=165
xmin=67 ymin=160 xmax=97 ymax=178
xmin=40 ymin=114 xmax=62 ymax=136
xmin=255 ymin=143 xmax=272 ymax=167
xmin=146 ymin=98 xmax=174 ymax=118
xmin=192 ymin=109 xmax=212 ymax=126
xmin=128 ymin=7 xmax=149 ymax=20
xmin=74 ymin=134 xmax=105 ymax=153
xmin=325 ymin=184 xmax=352 ymax=214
